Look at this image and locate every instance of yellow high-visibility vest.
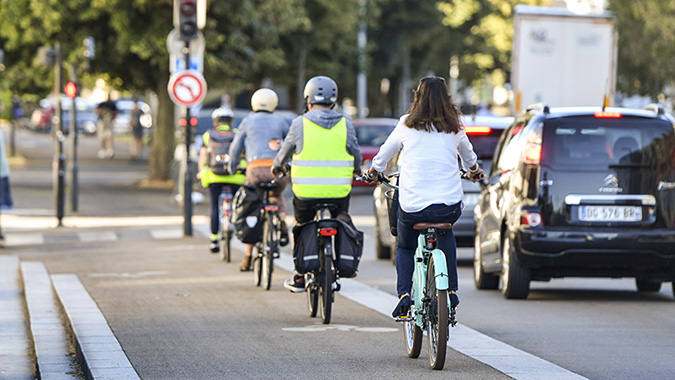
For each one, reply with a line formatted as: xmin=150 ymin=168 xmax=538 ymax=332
xmin=291 ymin=117 xmax=354 ymax=198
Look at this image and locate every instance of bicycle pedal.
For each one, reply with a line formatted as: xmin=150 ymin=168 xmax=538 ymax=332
xmin=395 ymin=316 xmax=412 ymax=322
xmin=273 ymin=252 xmax=280 ymax=259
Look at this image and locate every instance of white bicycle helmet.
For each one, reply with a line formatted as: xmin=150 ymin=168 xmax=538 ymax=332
xmin=211 ymin=107 xmax=234 ymax=120
xmin=251 ymin=88 xmax=279 ymax=112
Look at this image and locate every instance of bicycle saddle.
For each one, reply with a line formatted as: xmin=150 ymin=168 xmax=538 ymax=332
xmin=413 ymin=222 xmax=453 ymax=230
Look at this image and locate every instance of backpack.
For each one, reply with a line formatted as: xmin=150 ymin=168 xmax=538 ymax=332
xmin=292 ymin=221 xmax=320 ymax=274
xmin=335 ymin=213 xmax=364 ymax=278
xmin=207 ymin=130 xmax=234 ymax=175
xmin=232 ymin=185 xmax=263 ymax=244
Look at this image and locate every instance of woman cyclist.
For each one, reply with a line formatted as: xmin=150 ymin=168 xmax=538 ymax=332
xmin=366 ymin=76 xmax=484 ymax=318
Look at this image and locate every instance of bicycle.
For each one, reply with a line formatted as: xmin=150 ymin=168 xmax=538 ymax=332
xmin=367 ymin=171 xmax=481 ymax=370
xmin=305 ymin=204 xmax=341 ymax=324
xmin=252 ymin=177 xmax=284 ymax=290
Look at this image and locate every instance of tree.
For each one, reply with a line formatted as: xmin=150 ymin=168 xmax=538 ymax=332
xmin=609 ymin=0 xmax=675 ymax=100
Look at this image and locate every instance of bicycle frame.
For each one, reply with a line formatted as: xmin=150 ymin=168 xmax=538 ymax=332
xmin=411 ymin=231 xmax=450 ymax=330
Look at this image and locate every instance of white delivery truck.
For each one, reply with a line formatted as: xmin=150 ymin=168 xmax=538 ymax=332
xmin=511 ymin=5 xmax=617 ymax=114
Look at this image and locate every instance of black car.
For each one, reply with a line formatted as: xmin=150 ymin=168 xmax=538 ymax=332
xmin=372 ymin=115 xmax=513 ymax=260
xmin=473 ymin=104 xmax=675 ymax=299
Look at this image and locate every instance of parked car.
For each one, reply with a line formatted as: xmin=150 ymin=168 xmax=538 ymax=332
xmin=112 ymin=99 xmax=153 ymax=135
xmin=371 ymin=115 xmax=513 ymax=260
xmin=30 ymin=97 xmax=99 ymax=135
xmin=353 ymin=118 xmax=397 ymax=186
xmin=473 ymin=104 xmax=675 ymax=299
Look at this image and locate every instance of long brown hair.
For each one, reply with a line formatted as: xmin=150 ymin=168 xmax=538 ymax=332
xmin=404 ymin=76 xmax=462 ymax=134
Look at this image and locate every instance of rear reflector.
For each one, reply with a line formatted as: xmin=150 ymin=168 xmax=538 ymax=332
xmin=521 ymin=212 xmax=542 ymax=227
xmin=465 ymin=126 xmax=492 ymax=135
xmin=594 ymin=111 xmax=622 ymax=118
xmin=319 ymin=227 xmax=338 ymax=236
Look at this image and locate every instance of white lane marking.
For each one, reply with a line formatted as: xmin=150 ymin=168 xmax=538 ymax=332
xmin=4 ymin=233 xmax=45 ymax=246
xmin=227 ymin=225 xmax=588 ymax=380
xmin=150 ymin=229 xmax=183 ymax=239
xmin=79 ymin=231 xmax=118 ymax=242
xmin=88 ymin=271 xmax=169 ymax=279
xmin=282 ymin=324 xmax=398 ymax=333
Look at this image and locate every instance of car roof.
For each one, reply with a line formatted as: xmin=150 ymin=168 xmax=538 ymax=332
xmin=461 ymin=115 xmax=514 ymax=129
xmin=525 ymin=105 xmax=673 ymax=122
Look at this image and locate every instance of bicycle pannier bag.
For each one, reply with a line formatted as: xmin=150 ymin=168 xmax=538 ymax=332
xmin=232 ymin=184 xmax=263 ymax=244
xmin=292 ymin=221 xmax=319 ymax=274
xmin=335 ymin=213 xmax=364 ymax=278
xmin=207 ymin=130 xmax=234 ymax=175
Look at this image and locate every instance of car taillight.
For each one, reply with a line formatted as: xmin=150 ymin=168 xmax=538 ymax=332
xmin=521 ymin=212 xmax=542 ymax=227
xmin=524 ymin=144 xmax=541 ymax=164
xmin=594 ymin=111 xmax=622 ymax=119
xmin=465 ymin=126 xmax=492 ymax=135
xmin=319 ymin=227 xmax=338 ymax=236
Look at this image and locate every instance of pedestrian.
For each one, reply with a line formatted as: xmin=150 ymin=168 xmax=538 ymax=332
xmin=197 ymin=107 xmax=246 ymax=254
xmin=365 ymin=76 xmax=484 ymax=318
xmin=10 ymin=94 xmax=23 ymax=156
xmin=95 ymin=94 xmax=118 ymax=159
xmin=228 ymin=88 xmax=291 ymax=271
xmin=271 ymin=76 xmax=362 ymax=292
xmin=129 ymin=96 xmax=144 ymax=160
xmin=0 ymin=127 xmax=14 ymax=241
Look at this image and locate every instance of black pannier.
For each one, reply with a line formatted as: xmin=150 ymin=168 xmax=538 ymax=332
xmin=232 ymin=185 xmax=263 ymax=244
xmin=335 ymin=213 xmax=364 ymax=278
xmin=292 ymin=221 xmax=319 ymax=274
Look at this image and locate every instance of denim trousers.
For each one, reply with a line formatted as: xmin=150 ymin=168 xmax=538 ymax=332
xmin=395 ymin=202 xmax=462 ymax=297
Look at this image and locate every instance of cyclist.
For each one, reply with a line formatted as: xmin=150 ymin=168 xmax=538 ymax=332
xmin=272 ymin=75 xmax=362 ymax=292
xmin=228 ymin=88 xmax=291 ymax=272
xmin=197 ymin=107 xmax=246 ymax=254
xmin=365 ymin=76 xmax=484 ymax=318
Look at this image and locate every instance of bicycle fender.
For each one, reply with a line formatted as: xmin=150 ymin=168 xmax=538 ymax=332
xmin=430 ymin=249 xmax=450 ymax=290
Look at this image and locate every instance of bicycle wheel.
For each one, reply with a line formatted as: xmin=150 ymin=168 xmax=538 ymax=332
xmin=220 ymin=230 xmax=231 ymax=262
xmin=319 ymin=240 xmax=334 ymax=324
xmin=426 ymin=256 xmax=448 ymax=370
xmin=253 ymin=250 xmax=263 ymax=287
xmin=403 ymin=285 xmax=422 ymax=358
xmin=262 ymin=216 xmax=277 ymax=290
xmin=307 ymin=276 xmax=318 ymax=318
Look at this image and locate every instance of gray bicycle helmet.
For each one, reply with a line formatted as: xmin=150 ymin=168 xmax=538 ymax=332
xmin=303 ymin=76 xmax=338 ymax=108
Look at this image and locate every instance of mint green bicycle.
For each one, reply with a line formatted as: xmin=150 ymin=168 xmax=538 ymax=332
xmin=375 ymin=172 xmax=459 ymax=370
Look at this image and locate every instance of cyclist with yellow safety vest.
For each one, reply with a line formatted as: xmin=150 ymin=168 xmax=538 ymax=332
xmin=197 ymin=107 xmax=246 ymax=253
xmin=228 ymin=88 xmax=291 ymax=271
xmin=272 ymin=76 xmax=362 ymax=292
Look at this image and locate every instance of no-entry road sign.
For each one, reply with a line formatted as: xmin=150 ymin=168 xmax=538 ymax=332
xmin=168 ymin=70 xmax=207 ymax=107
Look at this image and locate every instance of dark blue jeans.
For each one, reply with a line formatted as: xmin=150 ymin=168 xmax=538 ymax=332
xmin=396 ymin=202 xmax=462 ymax=297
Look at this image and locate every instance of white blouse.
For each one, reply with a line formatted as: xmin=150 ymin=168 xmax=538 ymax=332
xmin=371 ymin=114 xmax=477 ymax=213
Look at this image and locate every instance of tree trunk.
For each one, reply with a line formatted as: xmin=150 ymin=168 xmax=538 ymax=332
xmin=148 ymin=73 xmax=175 ymax=181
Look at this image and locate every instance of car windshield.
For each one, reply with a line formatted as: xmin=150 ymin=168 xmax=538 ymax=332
xmin=355 ymin=124 xmax=395 ymax=146
xmin=542 ymin=116 xmax=675 ymax=170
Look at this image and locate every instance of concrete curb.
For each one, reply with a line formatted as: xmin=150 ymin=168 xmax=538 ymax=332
xmin=0 ymin=255 xmax=33 ymax=380
xmin=51 ymin=274 xmax=140 ymax=380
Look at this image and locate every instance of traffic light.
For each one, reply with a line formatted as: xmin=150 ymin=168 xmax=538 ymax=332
xmin=65 ymin=81 xmax=78 ymax=99
xmin=174 ymin=0 xmax=198 ymax=41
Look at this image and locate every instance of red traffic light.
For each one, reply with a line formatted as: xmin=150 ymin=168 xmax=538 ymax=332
xmin=175 ymin=0 xmax=198 ymax=41
xmin=65 ymin=81 xmax=77 ymax=99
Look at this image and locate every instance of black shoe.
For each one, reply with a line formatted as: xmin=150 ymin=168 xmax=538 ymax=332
xmin=450 ymin=293 xmax=460 ymax=308
xmin=239 ymin=256 xmax=252 ymax=272
xmin=283 ymin=274 xmax=306 ymax=293
xmin=209 ymin=241 xmax=219 ymax=254
xmin=392 ymin=294 xmax=412 ymax=318
xmin=279 ymin=221 xmax=289 ymax=247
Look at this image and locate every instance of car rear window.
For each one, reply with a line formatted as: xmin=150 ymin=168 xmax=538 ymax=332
xmin=355 ymin=124 xmax=395 ymax=146
xmin=542 ymin=116 xmax=674 ymax=170
xmin=466 ymin=130 xmax=503 ymax=159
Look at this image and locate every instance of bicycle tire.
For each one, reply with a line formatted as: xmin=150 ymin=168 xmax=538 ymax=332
xmin=307 ymin=277 xmax=318 ymax=318
xmin=253 ymin=250 xmax=263 ymax=287
xmin=319 ymin=240 xmax=333 ymax=324
xmin=403 ymin=285 xmax=422 ymax=358
xmin=426 ymin=256 xmax=448 ymax=370
xmin=220 ymin=231 xmax=231 ymax=262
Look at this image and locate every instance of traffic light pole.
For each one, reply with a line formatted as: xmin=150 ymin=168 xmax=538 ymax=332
xmin=53 ymin=41 xmax=66 ymax=226
xmin=183 ymin=41 xmax=193 ymax=236
xmin=69 ymin=70 xmax=79 ymax=212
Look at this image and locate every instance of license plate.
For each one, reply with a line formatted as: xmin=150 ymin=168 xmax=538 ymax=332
xmin=579 ymin=206 xmax=642 ymax=222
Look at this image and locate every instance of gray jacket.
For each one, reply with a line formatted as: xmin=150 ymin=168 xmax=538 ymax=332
xmin=273 ymin=108 xmax=362 ymax=173
xmin=228 ymin=111 xmax=291 ymax=173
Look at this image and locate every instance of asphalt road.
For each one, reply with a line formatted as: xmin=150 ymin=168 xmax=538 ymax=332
xmin=4 ymin=125 xmax=675 ymax=380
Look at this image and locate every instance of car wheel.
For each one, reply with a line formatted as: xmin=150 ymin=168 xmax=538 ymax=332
xmin=636 ymin=278 xmax=661 ymax=292
xmin=374 ymin=212 xmax=391 ymax=260
xmin=500 ymin=235 xmax=530 ymax=299
xmin=474 ymin=234 xmax=498 ymax=290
